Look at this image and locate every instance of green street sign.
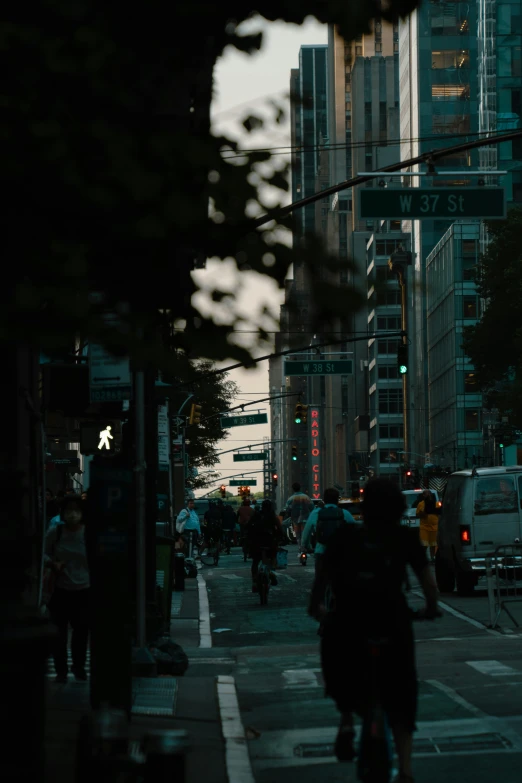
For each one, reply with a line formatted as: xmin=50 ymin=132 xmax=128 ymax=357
xmin=229 ymin=479 xmax=257 ymax=486
xmin=233 ymin=452 xmax=268 ymax=462
xmin=220 ymin=413 xmax=268 ymax=428
xmin=359 ymin=187 xmax=506 ymax=220
xmin=284 ymin=360 xmax=353 ymax=376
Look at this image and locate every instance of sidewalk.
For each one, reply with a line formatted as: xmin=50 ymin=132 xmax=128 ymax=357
xmin=44 ymin=573 xmax=250 ymax=783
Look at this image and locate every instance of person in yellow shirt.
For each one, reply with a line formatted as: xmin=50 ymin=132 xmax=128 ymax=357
xmin=416 ymin=489 xmax=439 ymax=562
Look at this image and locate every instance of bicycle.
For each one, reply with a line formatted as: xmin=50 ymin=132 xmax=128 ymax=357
xmin=200 ymin=535 xmax=221 ymax=567
xmin=256 ymin=546 xmax=273 ymax=606
xmin=356 ymin=607 xmax=441 ymax=783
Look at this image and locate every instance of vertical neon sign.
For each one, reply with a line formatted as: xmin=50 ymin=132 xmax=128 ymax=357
xmin=309 ymin=408 xmax=321 ymax=500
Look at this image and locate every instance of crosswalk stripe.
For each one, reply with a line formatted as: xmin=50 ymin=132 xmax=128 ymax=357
xmin=282 ymin=669 xmax=320 ymax=689
xmin=466 ymin=660 xmax=520 ymax=677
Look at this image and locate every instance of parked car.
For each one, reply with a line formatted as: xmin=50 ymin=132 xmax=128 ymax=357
xmin=436 ymin=466 xmax=522 ymax=595
xmin=401 ymin=489 xmax=441 ymax=528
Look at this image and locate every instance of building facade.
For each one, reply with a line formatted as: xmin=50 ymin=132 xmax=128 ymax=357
xmin=399 ymin=1 xmax=479 ymax=466
xmin=426 ymin=222 xmax=485 ymax=470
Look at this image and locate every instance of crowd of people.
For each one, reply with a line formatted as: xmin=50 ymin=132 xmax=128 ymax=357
xmin=42 ymin=477 xmax=441 ymax=782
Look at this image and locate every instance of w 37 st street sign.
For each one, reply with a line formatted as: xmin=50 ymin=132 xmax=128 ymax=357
xmin=359 ymin=187 xmax=506 ymax=220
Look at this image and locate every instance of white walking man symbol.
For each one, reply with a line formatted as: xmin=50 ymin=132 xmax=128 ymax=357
xmin=98 ymin=425 xmax=114 ymax=450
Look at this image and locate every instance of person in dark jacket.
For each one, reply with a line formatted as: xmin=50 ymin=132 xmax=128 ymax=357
xmin=221 ymin=503 xmax=237 ymax=554
xmin=246 ymin=500 xmax=281 ymax=591
xmin=319 ymin=479 xmax=440 ymax=782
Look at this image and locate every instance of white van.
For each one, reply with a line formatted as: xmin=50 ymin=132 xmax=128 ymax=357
xmin=401 ymin=489 xmax=441 ymax=528
xmin=436 ymin=466 xmax=522 ymax=594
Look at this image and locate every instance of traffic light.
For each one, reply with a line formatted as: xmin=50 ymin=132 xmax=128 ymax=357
xmin=301 ymin=405 xmax=309 ymax=424
xmin=294 ymin=403 xmax=303 ymax=424
xmin=272 ymin=472 xmax=278 ymax=488
xmin=189 ymin=403 xmax=202 ymax=425
xmin=220 ymin=484 xmax=226 ymax=498
xmin=397 ymin=343 xmax=408 ymax=375
xmin=291 ymin=444 xmax=298 ymax=461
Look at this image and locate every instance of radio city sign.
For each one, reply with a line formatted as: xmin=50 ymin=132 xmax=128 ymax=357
xmin=309 ymin=407 xmax=321 ymax=500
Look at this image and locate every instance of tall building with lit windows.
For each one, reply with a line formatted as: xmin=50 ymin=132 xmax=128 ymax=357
xmin=398 ymin=1 xmax=479 ymax=467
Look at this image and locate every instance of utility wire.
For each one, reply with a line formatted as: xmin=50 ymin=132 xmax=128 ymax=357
xmin=254 ymin=128 xmax=522 ymax=228
xmin=220 ymin=128 xmax=517 ymax=160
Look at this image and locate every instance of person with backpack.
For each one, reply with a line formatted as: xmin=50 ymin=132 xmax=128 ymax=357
xmin=246 ymin=500 xmax=281 ymax=592
xmin=221 ymin=503 xmax=237 ymax=554
xmin=285 ymin=482 xmax=314 ymax=547
xmin=319 ymin=478 xmax=439 ymax=781
xmin=302 ymin=487 xmax=357 ymax=618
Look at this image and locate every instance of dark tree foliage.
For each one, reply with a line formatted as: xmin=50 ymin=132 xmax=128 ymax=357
xmin=4 ymin=0 xmax=420 ymax=369
xmin=174 ymin=361 xmax=239 ymax=490
xmin=463 ymin=207 xmax=522 ymax=427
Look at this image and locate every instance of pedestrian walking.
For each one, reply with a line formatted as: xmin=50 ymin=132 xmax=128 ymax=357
xmin=416 ymin=489 xmax=439 ymax=561
xmin=285 ymin=482 xmax=314 ymax=547
xmin=44 ymin=495 xmax=90 ymax=683
xmin=246 ymin=500 xmax=281 ymax=592
xmin=319 ymin=479 xmax=439 ymax=781
xmin=302 ymin=487 xmax=357 ymax=620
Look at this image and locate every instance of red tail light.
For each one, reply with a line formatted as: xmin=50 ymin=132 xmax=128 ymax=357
xmin=460 ymin=525 xmax=471 ymax=545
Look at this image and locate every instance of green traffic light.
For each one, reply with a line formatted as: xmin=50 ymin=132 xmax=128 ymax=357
xmin=399 ymin=364 xmax=408 ymax=375
xmin=295 ymin=417 xmax=301 ymax=424
xmin=499 ymin=443 xmax=504 ymax=449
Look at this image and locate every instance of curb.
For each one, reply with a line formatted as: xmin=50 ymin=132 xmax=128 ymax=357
xmin=197 ymin=573 xmax=212 ymax=648
xmin=216 ymin=675 xmax=255 ymax=783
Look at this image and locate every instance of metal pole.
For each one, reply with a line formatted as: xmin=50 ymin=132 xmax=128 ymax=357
xmin=485 ymin=556 xmax=496 ymax=629
xmin=135 ymin=365 xmax=147 ymax=648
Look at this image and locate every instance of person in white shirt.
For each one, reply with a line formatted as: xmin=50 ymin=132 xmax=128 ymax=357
xmin=176 ymin=499 xmax=201 ymax=535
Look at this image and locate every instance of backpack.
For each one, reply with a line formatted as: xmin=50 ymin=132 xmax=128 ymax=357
xmin=315 ymin=506 xmax=345 ymax=545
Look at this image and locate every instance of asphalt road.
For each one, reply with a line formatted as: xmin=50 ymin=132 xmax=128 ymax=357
xmin=192 ymin=546 xmax=522 ymax=783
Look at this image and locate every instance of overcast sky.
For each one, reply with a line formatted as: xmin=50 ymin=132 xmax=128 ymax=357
xmin=192 ymin=15 xmax=327 ymax=495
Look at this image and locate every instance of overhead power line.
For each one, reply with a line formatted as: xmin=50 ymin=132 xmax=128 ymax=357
xmin=220 ymin=128 xmax=518 ymax=161
xmin=254 ymin=128 xmax=522 ymax=228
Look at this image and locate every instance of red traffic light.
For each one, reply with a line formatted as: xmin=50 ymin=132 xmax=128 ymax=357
xmin=272 ymin=473 xmax=278 ymax=480
xmin=406 ymin=471 xmax=412 ymax=477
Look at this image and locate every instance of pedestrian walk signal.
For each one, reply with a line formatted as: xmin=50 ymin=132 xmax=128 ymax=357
xmin=189 ymin=403 xmax=202 ymax=425
xmin=397 ymin=343 xmax=408 ymax=375
xmin=291 ymin=444 xmax=298 ymax=461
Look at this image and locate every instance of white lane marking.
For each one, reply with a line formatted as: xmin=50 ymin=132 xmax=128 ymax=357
xmin=412 ymin=590 xmax=503 ymax=637
xmin=282 ymin=669 xmax=320 ymax=689
xmin=216 ymin=675 xmax=255 ymax=783
xmin=221 ymin=574 xmax=242 ymax=580
xmin=189 ymin=658 xmax=235 ymax=665
xmin=466 ymin=660 xmax=520 ymax=677
xmin=426 ymin=679 xmax=487 ymax=717
xmin=197 ymin=573 xmax=212 ymax=648
xmin=279 ymin=573 xmax=297 ymax=582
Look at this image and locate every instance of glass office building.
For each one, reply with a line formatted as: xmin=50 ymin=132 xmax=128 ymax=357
xmin=290 ymin=45 xmax=328 ymax=238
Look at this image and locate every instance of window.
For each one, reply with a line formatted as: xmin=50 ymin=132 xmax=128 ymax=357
xmin=432 ymin=50 xmax=469 ymax=69
xmin=432 ymin=115 xmax=470 ymax=135
xmin=432 ymin=84 xmax=470 ymax=101
xmin=375 ymin=42 xmax=382 ymax=53
xmin=464 ymin=372 xmax=478 ymax=393
xmin=380 ymin=449 xmax=400 ymax=463
xmin=464 ymin=409 xmax=480 ymax=431
xmin=379 ymin=101 xmax=387 ymax=131
xmin=377 ymin=339 xmax=399 ymax=356
xmin=394 ymin=42 xmax=399 ymax=52
xmin=379 ymin=423 xmax=404 ymax=439
xmin=378 ymin=388 xmax=403 ymax=414
xmin=355 ymin=46 xmax=363 ymax=56
xmin=474 ymin=477 xmax=517 ymax=515
xmin=378 ymin=366 xmax=400 ymax=381
xmin=375 ymin=239 xmax=403 ymax=256
xmin=463 ymin=296 xmax=478 ymax=319
xmin=390 ymin=220 xmax=401 ymax=232
xmin=377 ymin=316 xmax=401 ymax=331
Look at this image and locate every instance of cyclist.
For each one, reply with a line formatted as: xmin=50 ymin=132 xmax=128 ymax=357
xmin=237 ymin=497 xmax=253 ymax=552
xmin=203 ymin=500 xmax=224 ymax=551
xmin=285 ymin=482 xmax=314 ymax=548
xmin=246 ymin=500 xmax=281 ymax=592
xmin=221 ymin=503 xmax=236 ymax=554
xmin=176 ymin=499 xmax=202 ymax=557
xmin=302 ymin=487 xmax=357 ymax=619
xmin=319 ymin=478 xmax=439 ymax=781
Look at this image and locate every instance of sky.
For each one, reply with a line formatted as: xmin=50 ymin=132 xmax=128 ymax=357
xmin=192 ymin=15 xmax=327 ymax=495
